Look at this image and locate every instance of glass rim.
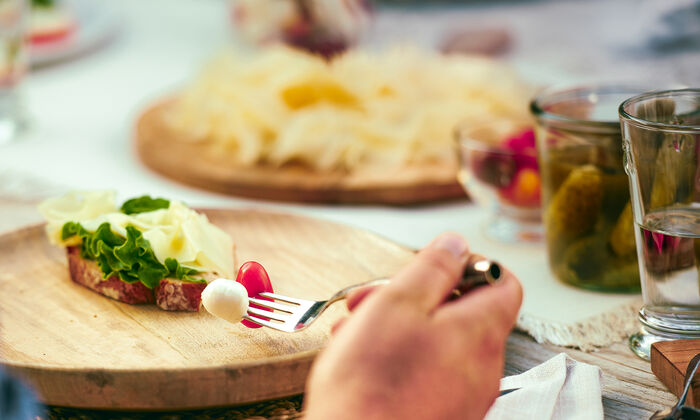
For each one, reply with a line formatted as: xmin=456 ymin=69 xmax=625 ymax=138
xmin=456 ymin=136 xmax=538 ymax=158
xmin=618 ymin=88 xmax=700 ymax=133
xmin=530 ymin=84 xmax=655 ymax=132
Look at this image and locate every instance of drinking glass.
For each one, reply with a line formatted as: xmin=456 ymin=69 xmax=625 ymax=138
xmin=532 ymin=85 xmax=646 ymax=292
xmin=620 ymin=89 xmax=700 ymax=360
xmin=0 ymin=0 xmax=27 ymax=144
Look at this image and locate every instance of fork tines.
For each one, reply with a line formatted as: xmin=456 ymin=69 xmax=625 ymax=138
xmin=243 ymin=292 xmax=312 ymax=330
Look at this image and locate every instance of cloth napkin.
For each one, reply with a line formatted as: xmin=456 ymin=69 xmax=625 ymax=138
xmin=485 ymin=353 xmax=603 ymax=420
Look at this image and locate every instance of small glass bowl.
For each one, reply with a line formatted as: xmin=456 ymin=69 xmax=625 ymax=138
xmin=456 ymin=124 xmax=543 ymax=242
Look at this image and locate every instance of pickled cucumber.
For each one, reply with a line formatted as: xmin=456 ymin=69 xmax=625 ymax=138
xmin=557 ymin=233 xmax=608 ymax=282
xmin=545 ymin=164 xmax=603 ymax=238
xmin=650 ymin=134 xmax=697 ymax=209
xmin=599 ymin=259 xmax=641 ymax=290
xmin=542 ymin=144 xmax=640 ymax=291
xmin=556 ymin=231 xmax=640 ymax=291
xmin=610 ymin=203 xmax=636 ymax=258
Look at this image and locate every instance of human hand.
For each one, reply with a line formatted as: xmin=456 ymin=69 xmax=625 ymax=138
xmin=304 ymin=232 xmax=523 ymax=420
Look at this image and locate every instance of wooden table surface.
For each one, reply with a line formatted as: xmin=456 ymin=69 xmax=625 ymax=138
xmin=0 ymin=199 xmax=677 ymax=419
xmin=506 ymin=331 xmax=675 ymax=419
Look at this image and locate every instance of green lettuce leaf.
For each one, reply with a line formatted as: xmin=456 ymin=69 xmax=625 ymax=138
xmin=62 ymin=222 xmax=201 ymax=289
xmin=120 ymin=196 xmax=170 ymax=215
xmin=165 ymin=258 xmax=205 ymax=284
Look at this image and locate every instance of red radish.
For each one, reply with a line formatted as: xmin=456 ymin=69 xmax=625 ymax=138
xmin=235 ymin=261 xmax=274 ymax=328
xmin=502 ymin=129 xmax=536 ymax=151
xmin=29 ymin=24 xmax=75 ymax=45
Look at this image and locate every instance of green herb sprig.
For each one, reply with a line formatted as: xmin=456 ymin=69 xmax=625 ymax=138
xmin=120 ymin=196 xmax=170 ymax=215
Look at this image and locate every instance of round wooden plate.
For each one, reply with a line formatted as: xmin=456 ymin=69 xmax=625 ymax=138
xmin=134 ymin=100 xmax=465 ymax=205
xmin=0 ymin=209 xmax=413 ymax=410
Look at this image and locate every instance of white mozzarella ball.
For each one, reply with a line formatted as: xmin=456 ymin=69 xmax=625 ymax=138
xmin=201 ymin=279 xmax=249 ymax=324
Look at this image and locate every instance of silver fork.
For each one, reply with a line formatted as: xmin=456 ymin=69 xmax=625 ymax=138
xmin=243 ymin=257 xmax=503 ymax=332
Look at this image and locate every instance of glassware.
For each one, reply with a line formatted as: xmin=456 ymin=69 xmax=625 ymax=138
xmin=0 ymin=0 xmax=27 ymax=145
xmin=619 ymin=88 xmax=700 ymax=360
xmin=531 ymin=85 xmax=645 ymax=293
xmin=456 ymin=122 xmax=542 ymax=243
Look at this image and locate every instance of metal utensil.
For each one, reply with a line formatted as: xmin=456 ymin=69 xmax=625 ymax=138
xmin=243 ymin=258 xmax=503 ymax=332
xmin=650 ymin=352 xmax=700 ymax=420
xmin=499 ymin=387 xmax=520 ymax=397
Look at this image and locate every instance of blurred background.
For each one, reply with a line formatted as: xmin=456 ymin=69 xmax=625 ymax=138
xmin=3 ymin=0 xmax=696 ymax=188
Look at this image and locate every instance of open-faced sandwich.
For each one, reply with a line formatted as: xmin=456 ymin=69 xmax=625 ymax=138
xmin=38 ymin=191 xmax=235 ymax=311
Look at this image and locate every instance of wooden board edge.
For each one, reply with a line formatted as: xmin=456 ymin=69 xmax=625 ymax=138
xmin=132 ymin=98 xmax=466 ymax=206
xmin=2 ymin=350 xmax=318 ymax=409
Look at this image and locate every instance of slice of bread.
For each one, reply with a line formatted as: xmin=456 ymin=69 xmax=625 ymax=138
xmin=155 ymin=275 xmax=217 ymax=311
xmin=66 ymin=246 xmax=220 ymax=311
xmin=67 ymin=246 xmax=155 ymax=305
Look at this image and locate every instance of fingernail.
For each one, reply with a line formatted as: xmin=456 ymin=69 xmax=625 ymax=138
xmin=430 ymin=233 xmax=469 ymax=259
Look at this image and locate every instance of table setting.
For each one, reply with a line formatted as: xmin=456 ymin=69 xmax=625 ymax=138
xmin=0 ymin=0 xmax=699 ymax=419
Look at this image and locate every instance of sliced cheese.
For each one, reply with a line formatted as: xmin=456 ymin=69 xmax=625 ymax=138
xmin=38 ymin=191 xmax=234 ymax=279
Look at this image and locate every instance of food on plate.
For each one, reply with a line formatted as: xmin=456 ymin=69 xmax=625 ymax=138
xmin=38 ymin=191 xmax=235 ymax=311
xmin=201 ymin=261 xmax=275 ymax=328
xmin=201 ymin=279 xmax=249 ymax=324
xmin=167 ymin=45 xmax=532 ymax=173
xmin=231 ymin=0 xmax=371 ymax=57
xmin=236 ymin=261 xmax=274 ymax=328
xmin=29 ymin=0 xmax=76 ymax=45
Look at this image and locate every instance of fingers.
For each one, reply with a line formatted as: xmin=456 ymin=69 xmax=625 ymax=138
xmin=331 ymin=318 xmax=346 ymax=335
xmin=438 ymin=266 xmax=523 ymax=337
xmin=346 ymin=284 xmax=382 ymax=311
xmin=382 ymin=232 xmax=470 ymax=313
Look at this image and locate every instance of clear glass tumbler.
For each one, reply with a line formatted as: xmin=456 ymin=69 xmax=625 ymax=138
xmin=532 ymin=85 xmax=646 ymax=293
xmin=0 ymin=0 xmax=27 ymax=144
xmin=620 ymin=89 xmax=700 ymax=360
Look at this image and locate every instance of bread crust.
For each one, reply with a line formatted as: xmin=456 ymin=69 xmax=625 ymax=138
xmin=66 ymin=246 xmax=220 ymax=311
xmin=67 ymin=246 xmax=155 ymax=304
xmin=155 ymin=277 xmax=213 ymax=311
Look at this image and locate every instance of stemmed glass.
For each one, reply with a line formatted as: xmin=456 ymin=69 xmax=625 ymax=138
xmin=455 ymin=122 xmax=542 ymax=243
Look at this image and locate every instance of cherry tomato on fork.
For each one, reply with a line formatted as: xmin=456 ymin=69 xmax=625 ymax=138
xmin=235 ymin=261 xmax=274 ymax=329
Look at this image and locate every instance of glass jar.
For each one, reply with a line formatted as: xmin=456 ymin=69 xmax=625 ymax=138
xmin=531 ymin=85 xmax=645 ymax=292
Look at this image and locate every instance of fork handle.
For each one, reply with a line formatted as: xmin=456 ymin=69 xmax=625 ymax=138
xmin=327 ymin=258 xmax=502 ymax=305
xmin=326 ymin=278 xmax=391 ymax=305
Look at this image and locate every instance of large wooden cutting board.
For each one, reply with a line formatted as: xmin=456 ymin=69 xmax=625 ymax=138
xmin=0 ymin=209 xmax=413 ymax=410
xmin=135 ymin=100 xmax=465 ymax=205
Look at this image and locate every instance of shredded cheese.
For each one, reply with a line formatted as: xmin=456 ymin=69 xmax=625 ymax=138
xmin=168 ymin=45 xmax=532 ymax=171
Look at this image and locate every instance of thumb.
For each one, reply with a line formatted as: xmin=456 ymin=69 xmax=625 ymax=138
xmin=382 ymin=232 xmax=470 ymax=313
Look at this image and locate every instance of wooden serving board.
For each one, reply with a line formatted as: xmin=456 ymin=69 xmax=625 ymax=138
xmin=651 ymin=339 xmax=700 ymax=407
xmin=0 ymin=209 xmax=413 ymax=410
xmin=135 ymin=100 xmax=465 ymax=205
